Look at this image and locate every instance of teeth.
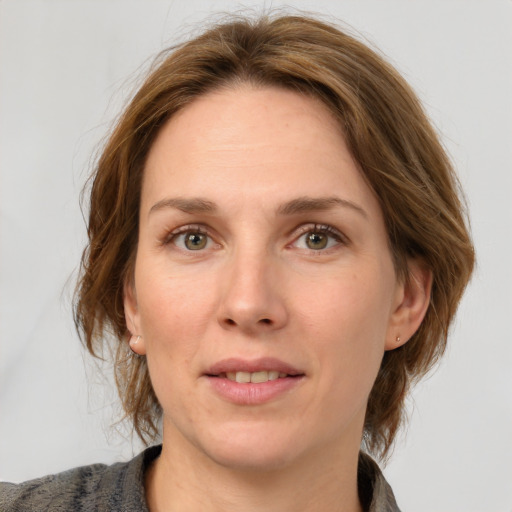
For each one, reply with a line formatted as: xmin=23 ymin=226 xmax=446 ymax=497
xmin=235 ymin=371 xmax=251 ymax=383
xmin=225 ymin=371 xmax=289 ymax=383
xmin=251 ymin=371 xmax=268 ymax=383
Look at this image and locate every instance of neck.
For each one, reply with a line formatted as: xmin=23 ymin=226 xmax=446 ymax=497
xmin=145 ymin=427 xmax=363 ymax=512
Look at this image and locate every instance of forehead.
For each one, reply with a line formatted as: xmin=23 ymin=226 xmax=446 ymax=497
xmin=142 ymin=85 xmax=380 ymax=219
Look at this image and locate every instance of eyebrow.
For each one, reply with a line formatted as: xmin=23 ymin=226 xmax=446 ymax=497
xmin=149 ymin=197 xmax=217 ymax=215
xmin=148 ymin=195 xmax=367 ymax=219
xmin=277 ymin=196 xmax=368 ymax=219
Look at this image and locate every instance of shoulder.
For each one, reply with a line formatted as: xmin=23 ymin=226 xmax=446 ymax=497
xmin=0 ymin=445 xmax=161 ymax=512
xmin=1 ymin=463 xmax=112 ymax=512
xmin=358 ymin=452 xmax=401 ymax=512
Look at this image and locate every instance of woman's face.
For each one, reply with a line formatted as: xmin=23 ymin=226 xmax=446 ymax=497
xmin=125 ymin=86 xmax=411 ymax=470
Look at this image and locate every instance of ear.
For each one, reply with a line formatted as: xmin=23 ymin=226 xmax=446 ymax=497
xmin=123 ymin=278 xmax=147 ymax=356
xmin=385 ymin=258 xmax=433 ymax=351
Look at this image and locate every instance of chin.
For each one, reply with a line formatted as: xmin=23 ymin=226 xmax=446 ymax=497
xmin=194 ymin=421 xmax=314 ymax=473
xmin=207 ymin=442 xmax=297 ymax=473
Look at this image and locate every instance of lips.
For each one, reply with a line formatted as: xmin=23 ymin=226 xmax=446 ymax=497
xmin=204 ymin=357 xmax=305 ymax=405
xmin=206 ymin=357 xmax=303 ymax=380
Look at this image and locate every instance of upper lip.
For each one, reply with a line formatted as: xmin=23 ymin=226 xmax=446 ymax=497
xmin=205 ymin=357 xmax=304 ymax=376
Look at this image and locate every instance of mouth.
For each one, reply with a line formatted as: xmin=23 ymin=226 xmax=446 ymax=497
xmin=212 ymin=370 xmax=300 ymax=383
xmin=204 ymin=358 xmax=305 ymax=404
xmin=205 ymin=357 xmax=304 ymax=382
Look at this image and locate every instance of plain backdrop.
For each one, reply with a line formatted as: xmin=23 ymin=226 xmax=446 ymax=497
xmin=1 ymin=1 xmax=511 ymax=511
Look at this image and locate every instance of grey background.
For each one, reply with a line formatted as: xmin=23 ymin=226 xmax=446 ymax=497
xmin=1 ymin=1 xmax=511 ymax=510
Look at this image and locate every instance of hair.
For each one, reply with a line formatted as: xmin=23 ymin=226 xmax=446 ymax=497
xmin=74 ymin=13 xmax=475 ymax=459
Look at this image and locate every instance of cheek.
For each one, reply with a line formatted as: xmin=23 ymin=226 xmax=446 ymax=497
xmin=305 ymin=270 xmax=392 ymax=338
xmin=135 ymin=264 xmax=219 ymax=373
xmin=135 ymin=271 xmax=217 ymax=413
xmin=303 ymin=271 xmax=393 ymax=388
xmin=137 ymin=262 xmax=216 ymax=329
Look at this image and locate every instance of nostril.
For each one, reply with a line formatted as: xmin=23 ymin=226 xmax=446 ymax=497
xmin=220 ymin=316 xmax=276 ymax=329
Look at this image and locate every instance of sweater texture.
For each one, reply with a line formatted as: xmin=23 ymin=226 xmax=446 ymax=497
xmin=0 ymin=445 xmax=400 ymax=511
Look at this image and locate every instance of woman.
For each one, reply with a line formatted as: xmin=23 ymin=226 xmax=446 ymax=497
xmin=0 ymin=13 xmax=474 ymax=512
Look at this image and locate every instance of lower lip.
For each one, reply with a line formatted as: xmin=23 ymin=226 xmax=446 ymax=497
xmin=205 ymin=376 xmax=303 ymax=405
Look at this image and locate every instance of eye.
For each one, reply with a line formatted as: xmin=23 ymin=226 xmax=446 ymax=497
xmin=305 ymin=232 xmax=329 ymax=250
xmin=170 ymin=228 xmax=213 ymax=251
xmin=292 ymin=225 xmax=343 ymax=251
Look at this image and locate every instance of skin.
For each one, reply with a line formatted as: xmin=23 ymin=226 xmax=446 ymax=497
xmin=124 ymin=85 xmax=431 ymax=512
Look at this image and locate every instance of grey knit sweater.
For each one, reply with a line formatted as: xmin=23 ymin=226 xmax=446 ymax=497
xmin=0 ymin=445 xmax=400 ymax=511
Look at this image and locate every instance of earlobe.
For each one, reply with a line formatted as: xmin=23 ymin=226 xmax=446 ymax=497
xmin=129 ymin=334 xmax=146 ymax=356
xmin=385 ymin=259 xmax=433 ymax=351
xmin=123 ymin=279 xmax=147 ymax=356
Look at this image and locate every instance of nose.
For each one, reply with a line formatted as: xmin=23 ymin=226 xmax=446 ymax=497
xmin=217 ymin=250 xmax=288 ymax=335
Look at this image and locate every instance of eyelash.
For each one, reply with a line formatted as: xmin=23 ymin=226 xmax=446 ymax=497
xmin=291 ymin=223 xmax=346 ymax=251
xmin=164 ymin=224 xmax=212 ymax=249
xmin=163 ymin=223 xmax=346 ymax=252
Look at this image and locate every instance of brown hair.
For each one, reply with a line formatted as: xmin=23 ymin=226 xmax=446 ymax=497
xmin=74 ymin=13 xmax=475 ymax=459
